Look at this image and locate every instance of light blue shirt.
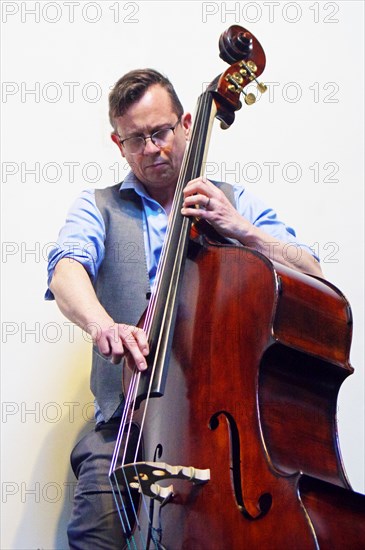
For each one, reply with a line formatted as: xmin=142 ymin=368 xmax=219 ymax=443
xmin=46 ymin=172 xmax=316 ymax=301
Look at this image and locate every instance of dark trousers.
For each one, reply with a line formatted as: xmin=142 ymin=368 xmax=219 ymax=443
xmin=67 ymin=420 xmax=139 ymax=549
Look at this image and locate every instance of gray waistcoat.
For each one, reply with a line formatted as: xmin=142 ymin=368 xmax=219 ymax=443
xmin=91 ymin=180 xmax=235 ymax=421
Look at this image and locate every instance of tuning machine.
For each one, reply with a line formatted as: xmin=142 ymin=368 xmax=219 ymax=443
xmin=226 ymin=74 xmax=255 ymax=105
xmin=226 ymin=61 xmax=267 ymax=105
xmin=240 ymin=60 xmax=267 ymax=96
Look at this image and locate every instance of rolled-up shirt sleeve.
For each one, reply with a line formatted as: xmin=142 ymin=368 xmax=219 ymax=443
xmin=233 ymin=185 xmax=319 ymax=261
xmin=45 ymin=189 xmax=106 ymax=300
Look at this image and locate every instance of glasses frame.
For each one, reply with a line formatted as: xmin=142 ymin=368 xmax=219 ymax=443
xmin=118 ymin=116 xmax=182 ymax=155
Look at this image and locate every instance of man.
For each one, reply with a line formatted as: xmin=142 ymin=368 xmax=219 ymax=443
xmin=46 ymin=68 xmax=322 ymax=548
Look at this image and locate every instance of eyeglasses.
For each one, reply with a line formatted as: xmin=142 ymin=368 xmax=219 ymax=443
xmin=118 ymin=117 xmax=182 ymax=155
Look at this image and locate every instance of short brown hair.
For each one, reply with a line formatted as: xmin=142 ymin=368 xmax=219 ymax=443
xmin=109 ymin=68 xmax=184 ymax=130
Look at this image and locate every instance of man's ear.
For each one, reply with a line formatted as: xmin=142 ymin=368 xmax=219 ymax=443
xmin=111 ymin=132 xmax=125 ymax=157
xmin=181 ymin=112 xmax=192 ymax=139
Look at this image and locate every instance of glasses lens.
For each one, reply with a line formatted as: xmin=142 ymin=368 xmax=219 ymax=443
xmin=124 ymin=137 xmax=145 ymax=154
xmin=151 ymin=128 xmax=173 ymax=148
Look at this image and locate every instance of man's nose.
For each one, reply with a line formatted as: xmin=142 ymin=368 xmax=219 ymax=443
xmin=143 ymin=137 xmax=160 ymax=154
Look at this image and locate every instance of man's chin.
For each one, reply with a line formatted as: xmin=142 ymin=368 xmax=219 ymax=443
xmin=143 ymin=165 xmax=176 ymax=183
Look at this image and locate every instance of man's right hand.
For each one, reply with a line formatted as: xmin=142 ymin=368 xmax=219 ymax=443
xmin=89 ymin=321 xmax=149 ymax=370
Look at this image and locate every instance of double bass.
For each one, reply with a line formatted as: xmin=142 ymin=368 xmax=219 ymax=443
xmin=109 ymin=26 xmax=365 ymax=549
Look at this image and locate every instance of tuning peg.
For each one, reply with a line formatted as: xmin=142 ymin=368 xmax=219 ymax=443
xmin=249 ymin=74 xmax=267 ymax=94
xmin=243 ymin=91 xmax=256 ymax=105
xmin=239 ymin=61 xmax=267 ymax=95
xmin=257 ymin=82 xmax=267 ymax=93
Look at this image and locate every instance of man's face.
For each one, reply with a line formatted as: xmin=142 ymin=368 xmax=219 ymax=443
xmin=113 ymin=84 xmax=191 ymax=193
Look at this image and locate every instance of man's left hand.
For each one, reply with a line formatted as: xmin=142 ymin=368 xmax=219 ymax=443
xmin=181 ymin=177 xmax=250 ymax=240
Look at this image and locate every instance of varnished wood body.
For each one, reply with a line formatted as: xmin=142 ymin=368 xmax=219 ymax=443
xmin=123 ymin=240 xmax=365 ymax=549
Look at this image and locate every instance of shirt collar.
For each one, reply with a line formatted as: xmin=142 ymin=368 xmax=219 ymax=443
xmin=119 ymin=171 xmax=151 ymax=201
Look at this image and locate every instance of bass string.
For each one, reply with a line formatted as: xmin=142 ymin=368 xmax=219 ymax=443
xmin=109 ymin=369 xmax=156 ymax=549
xmin=140 ymin=94 xmax=212 ymax=344
xmin=130 ymin=92 xmax=214 ymax=456
xmin=120 ymin=93 xmax=214 ymax=547
xmin=110 ymin=91 xmax=215 ymax=547
xmin=142 ymin=94 xmax=209 ymax=334
xmin=109 ymin=371 xmax=144 ymax=544
xmin=109 ymin=122 xmax=210 ymax=550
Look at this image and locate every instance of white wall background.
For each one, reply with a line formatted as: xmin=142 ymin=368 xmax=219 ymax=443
xmin=1 ymin=1 xmax=364 ymax=548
